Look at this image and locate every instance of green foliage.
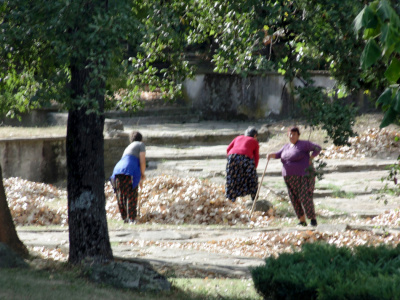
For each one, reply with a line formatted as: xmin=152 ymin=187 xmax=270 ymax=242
xmin=193 ymin=0 xmax=384 ymax=93
xmin=377 ymin=154 xmax=400 ymax=204
xmin=296 ymin=86 xmax=357 ymax=146
xmin=0 ymin=0 xmax=194 ymax=116
xmin=306 ymin=159 xmax=327 ymax=181
xmin=251 ymin=243 xmax=400 ymax=300
xmin=355 ymin=0 xmax=400 ymax=127
xmin=185 ymin=1 xmax=378 ymax=145
xmin=0 ymin=0 xmax=395 ymax=146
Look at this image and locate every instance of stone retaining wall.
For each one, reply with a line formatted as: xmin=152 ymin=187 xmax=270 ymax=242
xmin=183 ymin=72 xmax=371 ymax=120
xmin=0 ymin=136 xmax=130 ymax=183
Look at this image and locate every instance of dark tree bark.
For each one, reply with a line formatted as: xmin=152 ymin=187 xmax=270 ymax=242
xmin=66 ymin=63 xmax=113 ymax=264
xmin=0 ymin=164 xmax=29 ymax=258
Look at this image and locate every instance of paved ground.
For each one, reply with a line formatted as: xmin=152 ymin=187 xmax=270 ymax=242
xmin=18 ymin=120 xmax=400 ymax=278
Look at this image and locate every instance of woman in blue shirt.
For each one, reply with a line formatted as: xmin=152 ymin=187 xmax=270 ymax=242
xmin=110 ymin=131 xmax=146 ymax=223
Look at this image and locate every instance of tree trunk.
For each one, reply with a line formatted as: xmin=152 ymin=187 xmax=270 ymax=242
xmin=0 ymin=164 xmax=29 ymax=258
xmin=67 ymin=64 xmax=113 ymax=264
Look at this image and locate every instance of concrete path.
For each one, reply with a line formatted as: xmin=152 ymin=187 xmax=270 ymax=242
xmin=18 ymin=120 xmax=400 ymax=278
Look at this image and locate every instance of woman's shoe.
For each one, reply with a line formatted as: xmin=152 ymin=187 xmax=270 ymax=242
xmin=297 ymin=221 xmax=307 ymax=226
xmin=311 ymin=219 xmax=318 ymax=226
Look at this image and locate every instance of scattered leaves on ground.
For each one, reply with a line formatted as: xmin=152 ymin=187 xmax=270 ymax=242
xmin=125 ymin=229 xmax=400 ymax=260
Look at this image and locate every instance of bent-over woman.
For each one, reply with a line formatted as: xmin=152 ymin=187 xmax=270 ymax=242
xmin=110 ymin=131 xmax=146 ymax=223
xmin=267 ymin=127 xmax=321 ymax=226
xmin=226 ymin=126 xmax=259 ymax=202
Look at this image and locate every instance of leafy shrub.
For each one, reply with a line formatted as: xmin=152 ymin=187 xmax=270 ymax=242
xmin=251 ymin=243 xmax=400 ymax=300
xmin=295 ymin=86 xmax=357 ymax=146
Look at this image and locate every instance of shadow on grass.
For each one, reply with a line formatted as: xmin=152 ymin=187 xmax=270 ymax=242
xmin=0 ymin=258 xmax=262 ymax=300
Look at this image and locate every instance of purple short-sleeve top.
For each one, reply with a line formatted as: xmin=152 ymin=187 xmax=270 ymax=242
xmin=274 ymin=140 xmax=321 ymax=176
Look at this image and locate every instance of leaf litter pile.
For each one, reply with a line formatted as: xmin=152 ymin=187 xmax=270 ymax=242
xmin=6 ymin=176 xmax=273 ymax=227
xmin=5 ymin=127 xmax=400 ymax=265
xmin=321 ymin=128 xmax=400 ymax=159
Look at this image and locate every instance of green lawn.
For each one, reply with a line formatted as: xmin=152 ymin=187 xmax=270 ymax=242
xmin=0 ymin=267 xmax=262 ymax=300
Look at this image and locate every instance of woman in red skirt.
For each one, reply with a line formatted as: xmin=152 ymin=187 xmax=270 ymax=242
xmin=225 ymin=126 xmax=260 ymax=202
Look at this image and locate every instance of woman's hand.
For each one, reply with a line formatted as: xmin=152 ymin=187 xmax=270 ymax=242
xmin=139 ymin=174 xmax=146 ymax=189
xmin=267 ymin=153 xmax=275 ymax=160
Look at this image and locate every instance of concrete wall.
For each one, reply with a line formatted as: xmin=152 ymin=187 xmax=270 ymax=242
xmin=0 ymin=137 xmax=66 ymax=183
xmin=184 ymin=73 xmax=288 ymax=120
xmin=104 ymin=136 xmax=130 ymax=180
xmin=183 ymin=72 xmax=365 ymax=120
xmin=0 ymin=136 xmax=130 ymax=183
xmin=0 ymin=108 xmax=58 ymax=127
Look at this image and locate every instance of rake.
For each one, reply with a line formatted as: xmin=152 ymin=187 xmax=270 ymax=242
xmin=249 ymin=159 xmax=269 ymax=219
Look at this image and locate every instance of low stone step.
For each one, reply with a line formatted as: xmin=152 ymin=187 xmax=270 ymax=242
xmin=105 ymin=106 xmax=197 ymax=118
xmin=48 ymin=111 xmax=201 ymax=126
xmin=117 ymin=114 xmax=200 ymax=125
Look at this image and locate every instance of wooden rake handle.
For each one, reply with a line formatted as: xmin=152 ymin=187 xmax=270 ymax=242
xmin=249 ymin=159 xmax=269 ymax=219
xmin=137 ymin=186 xmax=141 ymax=218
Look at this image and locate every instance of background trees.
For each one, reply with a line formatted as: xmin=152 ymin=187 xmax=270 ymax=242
xmin=355 ymin=0 xmax=400 ymax=127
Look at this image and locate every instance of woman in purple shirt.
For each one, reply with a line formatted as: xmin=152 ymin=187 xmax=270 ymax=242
xmin=267 ymin=127 xmax=321 ymax=227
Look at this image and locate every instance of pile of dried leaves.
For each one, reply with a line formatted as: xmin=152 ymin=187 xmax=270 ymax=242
xmin=5 ymin=178 xmax=68 ymax=226
xmin=107 ymin=176 xmax=274 ymax=226
xmin=6 ymin=176 xmax=273 ymax=227
xmin=5 ymin=175 xmax=400 ymax=228
xmin=322 ymin=128 xmax=400 ymax=159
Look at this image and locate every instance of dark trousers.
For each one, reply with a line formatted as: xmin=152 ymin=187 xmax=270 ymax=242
xmin=115 ymin=174 xmax=138 ymax=221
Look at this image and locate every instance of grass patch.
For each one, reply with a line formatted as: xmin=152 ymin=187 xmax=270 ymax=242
xmin=270 ymin=200 xmax=296 ymax=218
xmin=0 ymin=266 xmax=262 ymax=300
xmin=331 ymin=190 xmax=355 ymax=199
xmin=262 ymin=181 xmax=286 ymax=190
xmin=171 ymin=278 xmax=262 ymax=300
xmin=317 ymin=183 xmax=355 ymax=199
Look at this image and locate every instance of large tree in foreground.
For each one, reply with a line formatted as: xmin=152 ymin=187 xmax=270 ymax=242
xmin=0 ymin=165 xmax=28 ymax=258
xmin=0 ymin=0 xmax=190 ymax=264
xmin=1 ymin=0 xmax=118 ymax=264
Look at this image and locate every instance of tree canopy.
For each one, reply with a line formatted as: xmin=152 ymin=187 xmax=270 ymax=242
xmin=1 ymin=1 xmax=396 ymax=119
xmin=355 ymin=0 xmax=400 ymax=127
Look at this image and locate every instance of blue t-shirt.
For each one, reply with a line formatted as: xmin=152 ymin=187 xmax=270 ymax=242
xmin=110 ymin=155 xmax=141 ymax=188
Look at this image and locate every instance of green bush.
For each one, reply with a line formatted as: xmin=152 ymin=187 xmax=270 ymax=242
xmin=251 ymin=243 xmax=400 ymax=300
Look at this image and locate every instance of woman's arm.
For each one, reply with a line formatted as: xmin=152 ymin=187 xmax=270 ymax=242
xmin=254 ymin=143 xmax=260 ymax=168
xmin=268 ymin=145 xmax=285 ymax=161
xmin=139 ymin=151 xmax=146 ymax=180
xmin=226 ymin=138 xmax=236 ymax=155
xmin=308 ymin=142 xmax=322 ymax=163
